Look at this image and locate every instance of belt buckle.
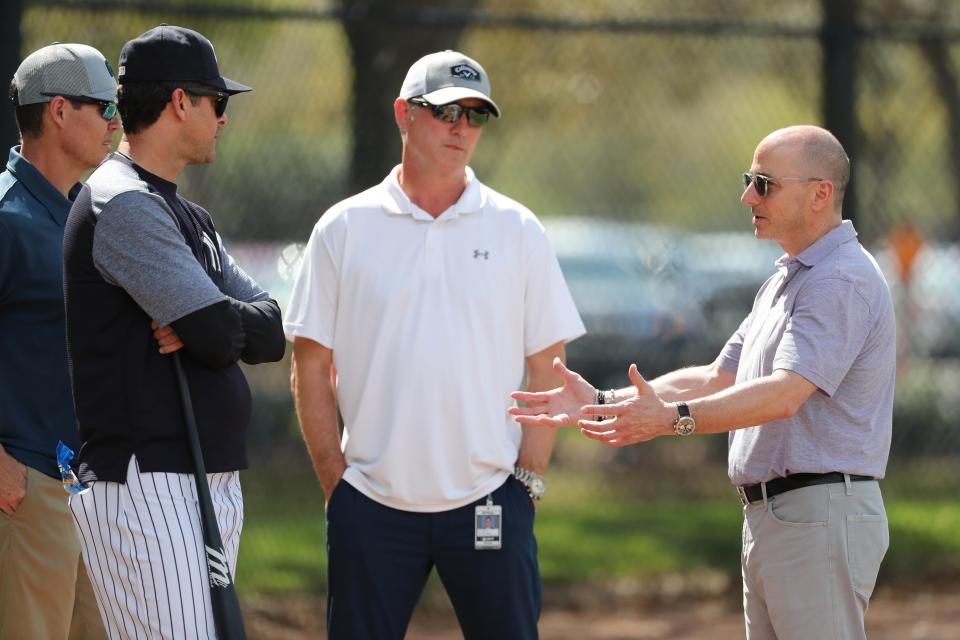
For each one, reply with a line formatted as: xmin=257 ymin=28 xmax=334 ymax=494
xmin=737 ymin=485 xmax=749 ymax=506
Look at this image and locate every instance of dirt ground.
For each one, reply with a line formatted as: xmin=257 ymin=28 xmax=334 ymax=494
xmin=244 ymin=587 xmax=960 ymax=639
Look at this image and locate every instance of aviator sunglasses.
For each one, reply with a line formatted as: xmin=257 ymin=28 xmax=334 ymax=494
xmin=183 ymin=86 xmax=229 ymax=117
xmin=408 ymin=98 xmax=492 ymax=127
xmin=43 ymin=93 xmax=118 ymax=120
xmin=742 ymin=172 xmax=823 ymax=197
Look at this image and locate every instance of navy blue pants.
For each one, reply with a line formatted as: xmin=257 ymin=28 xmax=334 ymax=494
xmin=325 ymin=475 xmax=541 ymax=639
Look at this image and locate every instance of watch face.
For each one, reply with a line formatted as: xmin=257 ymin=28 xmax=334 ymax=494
xmin=675 ymin=416 xmax=696 ymax=436
xmin=530 ymin=477 xmax=545 ymax=497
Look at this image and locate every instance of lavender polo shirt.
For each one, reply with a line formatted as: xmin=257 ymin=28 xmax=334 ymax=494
xmin=717 ymin=221 xmax=896 ymax=486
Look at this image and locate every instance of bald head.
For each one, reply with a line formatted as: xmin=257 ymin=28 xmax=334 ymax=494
xmin=758 ymin=125 xmax=850 ymax=210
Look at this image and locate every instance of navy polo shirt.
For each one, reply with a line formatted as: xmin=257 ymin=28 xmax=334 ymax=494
xmin=0 ymin=146 xmax=82 ymax=478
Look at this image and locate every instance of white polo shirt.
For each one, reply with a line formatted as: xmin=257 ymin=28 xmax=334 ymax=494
xmin=285 ymin=166 xmax=584 ymax=512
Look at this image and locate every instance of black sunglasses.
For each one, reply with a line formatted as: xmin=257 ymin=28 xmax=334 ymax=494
xmin=742 ymin=172 xmax=823 ymax=197
xmin=42 ymin=93 xmax=117 ymax=120
xmin=183 ymin=86 xmax=229 ymax=118
xmin=408 ymin=98 xmax=492 ymax=128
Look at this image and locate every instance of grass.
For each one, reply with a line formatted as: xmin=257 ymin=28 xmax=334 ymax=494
xmin=235 ymin=455 xmax=960 ymax=597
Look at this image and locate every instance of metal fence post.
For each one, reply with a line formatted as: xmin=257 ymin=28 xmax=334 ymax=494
xmin=0 ymin=0 xmax=24 ymax=152
xmin=820 ymin=0 xmax=858 ymax=225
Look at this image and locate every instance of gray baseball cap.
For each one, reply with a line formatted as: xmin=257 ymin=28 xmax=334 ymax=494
xmin=399 ymin=50 xmax=500 ymax=117
xmin=13 ymin=43 xmax=117 ymax=106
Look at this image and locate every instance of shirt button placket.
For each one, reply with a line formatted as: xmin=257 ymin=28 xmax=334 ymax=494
xmin=425 ymin=223 xmax=442 ymax=277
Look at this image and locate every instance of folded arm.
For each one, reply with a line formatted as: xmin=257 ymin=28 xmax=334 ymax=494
xmin=94 ymin=193 xmax=285 ymax=367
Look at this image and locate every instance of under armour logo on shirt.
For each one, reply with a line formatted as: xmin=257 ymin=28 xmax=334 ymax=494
xmin=473 ymin=250 xmax=489 ymax=260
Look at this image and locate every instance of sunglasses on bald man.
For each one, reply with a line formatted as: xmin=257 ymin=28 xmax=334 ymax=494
xmin=408 ymin=98 xmax=492 ymax=128
xmin=742 ymin=172 xmax=823 ymax=197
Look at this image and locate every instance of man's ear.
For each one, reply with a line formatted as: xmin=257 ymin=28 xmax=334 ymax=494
xmin=169 ymin=87 xmax=190 ymax=122
xmin=44 ymin=96 xmax=70 ymax=131
xmin=810 ymin=179 xmax=835 ymax=213
xmin=394 ymin=97 xmax=411 ymax=132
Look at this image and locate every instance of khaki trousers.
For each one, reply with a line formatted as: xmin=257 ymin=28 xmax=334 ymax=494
xmin=741 ymin=477 xmax=888 ymax=640
xmin=0 ymin=466 xmax=106 ymax=639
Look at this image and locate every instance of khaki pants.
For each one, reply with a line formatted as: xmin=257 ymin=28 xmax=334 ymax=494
xmin=741 ymin=478 xmax=888 ymax=640
xmin=0 ymin=466 xmax=106 ymax=640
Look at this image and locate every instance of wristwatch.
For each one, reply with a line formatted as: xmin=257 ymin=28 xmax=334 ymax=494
xmin=596 ymin=388 xmax=615 ymax=421
xmin=513 ymin=465 xmax=546 ymax=501
xmin=673 ymin=402 xmax=696 ymax=436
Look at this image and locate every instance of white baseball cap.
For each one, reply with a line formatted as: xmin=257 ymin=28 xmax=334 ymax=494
xmin=399 ymin=50 xmax=500 ymax=117
xmin=13 ymin=43 xmax=117 ymax=105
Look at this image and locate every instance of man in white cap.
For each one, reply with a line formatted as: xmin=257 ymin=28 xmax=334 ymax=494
xmin=0 ymin=42 xmax=118 ymax=640
xmin=287 ymin=50 xmax=584 ymax=638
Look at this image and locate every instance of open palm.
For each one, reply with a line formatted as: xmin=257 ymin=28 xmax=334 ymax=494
xmin=509 ymin=358 xmax=597 ymax=427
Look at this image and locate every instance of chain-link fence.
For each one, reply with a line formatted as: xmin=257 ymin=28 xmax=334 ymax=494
xmin=8 ymin=0 xmax=960 ymax=622
xmin=18 ymin=0 xmax=953 ymax=446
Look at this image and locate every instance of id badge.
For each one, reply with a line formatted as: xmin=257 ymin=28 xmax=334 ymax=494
xmin=475 ymin=496 xmax=502 ymax=550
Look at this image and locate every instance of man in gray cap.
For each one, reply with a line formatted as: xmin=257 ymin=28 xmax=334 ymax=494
xmin=64 ymin=25 xmax=284 ymax=638
xmin=287 ymin=50 xmax=583 ymax=638
xmin=0 ymin=42 xmax=117 ymax=640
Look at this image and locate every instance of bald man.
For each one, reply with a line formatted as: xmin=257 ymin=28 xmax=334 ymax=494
xmin=511 ymin=126 xmax=895 ymax=640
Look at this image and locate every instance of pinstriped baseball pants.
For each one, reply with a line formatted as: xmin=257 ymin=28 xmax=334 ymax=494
xmin=69 ymin=456 xmax=243 ymax=640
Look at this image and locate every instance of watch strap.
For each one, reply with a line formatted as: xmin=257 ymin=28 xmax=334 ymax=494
xmin=596 ymin=388 xmax=614 ymax=421
xmin=673 ymin=402 xmax=696 ymax=436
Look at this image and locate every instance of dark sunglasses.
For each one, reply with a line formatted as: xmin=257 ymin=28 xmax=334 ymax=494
xmin=42 ymin=93 xmax=117 ymax=120
xmin=742 ymin=172 xmax=823 ymax=197
xmin=183 ymin=86 xmax=229 ymax=117
xmin=408 ymin=98 xmax=492 ymax=127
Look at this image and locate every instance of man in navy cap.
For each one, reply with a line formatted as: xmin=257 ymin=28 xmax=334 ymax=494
xmin=64 ymin=25 xmax=284 ymax=638
xmin=0 ymin=42 xmax=118 ymax=640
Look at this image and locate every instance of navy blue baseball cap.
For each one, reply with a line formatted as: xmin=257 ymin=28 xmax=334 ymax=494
xmin=118 ymin=24 xmax=251 ymax=94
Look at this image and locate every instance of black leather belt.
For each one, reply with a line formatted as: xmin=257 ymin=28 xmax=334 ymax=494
xmin=737 ymin=472 xmax=875 ymax=505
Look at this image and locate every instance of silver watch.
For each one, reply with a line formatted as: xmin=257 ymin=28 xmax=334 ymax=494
xmin=673 ymin=402 xmax=696 ymax=436
xmin=513 ymin=465 xmax=546 ymax=500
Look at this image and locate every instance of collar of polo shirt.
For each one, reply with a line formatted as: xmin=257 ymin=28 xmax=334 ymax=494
xmin=380 ymin=165 xmax=487 ymax=221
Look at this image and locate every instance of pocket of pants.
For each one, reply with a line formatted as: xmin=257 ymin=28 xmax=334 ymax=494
xmin=767 ymin=490 xmax=828 ymax=528
xmin=8 ymin=465 xmax=33 ymax=517
xmin=509 ymin=476 xmax=536 ymax=519
xmin=847 ymin=514 xmax=889 ymax=599
xmin=325 ymin=476 xmax=349 ymax=518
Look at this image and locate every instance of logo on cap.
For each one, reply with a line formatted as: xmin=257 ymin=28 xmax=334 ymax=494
xmin=450 ymin=64 xmax=481 ymax=82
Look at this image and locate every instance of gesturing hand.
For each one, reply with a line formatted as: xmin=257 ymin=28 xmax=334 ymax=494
xmin=578 ymin=364 xmax=674 ymax=447
xmin=509 ymin=357 xmax=596 ymax=428
xmin=151 ymin=320 xmax=184 ymax=354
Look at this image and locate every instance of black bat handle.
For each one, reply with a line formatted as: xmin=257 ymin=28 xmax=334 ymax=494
xmin=172 ymin=351 xmax=247 ymax=639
